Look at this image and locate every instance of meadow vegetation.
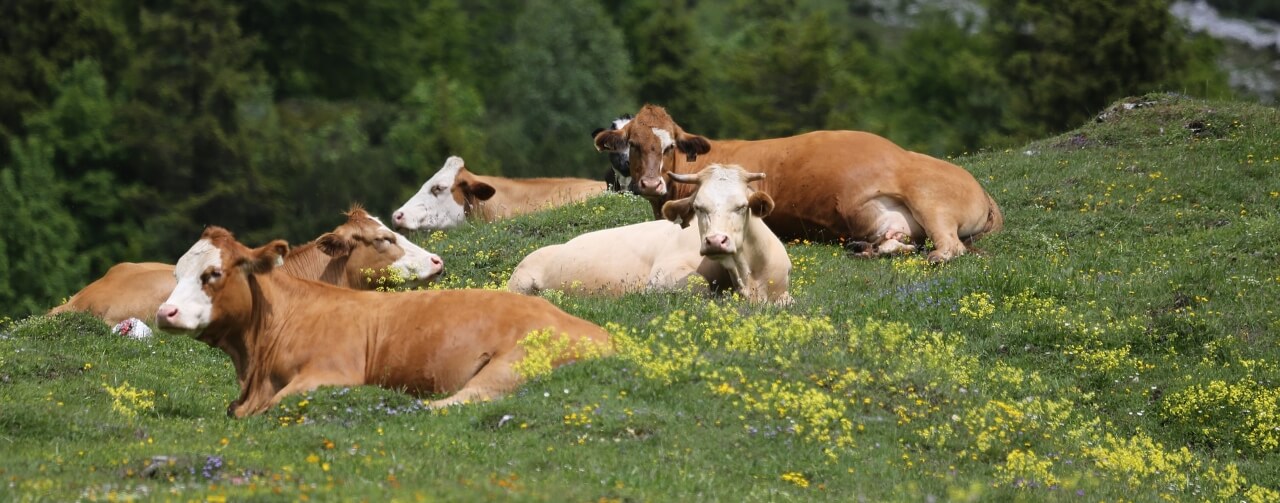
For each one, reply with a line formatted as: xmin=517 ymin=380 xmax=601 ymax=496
xmin=3 ymin=93 xmax=1279 ymax=501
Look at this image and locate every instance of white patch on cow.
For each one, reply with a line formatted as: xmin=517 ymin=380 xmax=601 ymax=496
xmin=157 ymin=239 xmax=221 ymax=332
xmin=392 ymin=156 xmax=467 ymax=231
xmin=612 ymin=117 xmax=632 ymax=130
xmin=371 ymin=216 xmax=444 ymax=282
xmin=651 ymin=127 xmax=674 ymax=151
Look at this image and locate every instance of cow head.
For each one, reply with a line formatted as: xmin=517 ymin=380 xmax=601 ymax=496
xmin=661 ymin=164 xmax=772 ymax=257
xmin=592 ymin=104 xmax=711 ymax=199
xmin=156 ymin=227 xmax=288 ymax=334
xmin=391 ymin=156 xmax=496 ymax=231
xmin=317 ymin=205 xmax=444 ymax=286
xmin=592 ymin=114 xmax=635 ymax=193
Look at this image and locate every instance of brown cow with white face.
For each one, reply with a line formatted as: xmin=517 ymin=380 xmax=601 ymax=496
xmin=155 ymin=227 xmax=610 ymax=417
xmin=508 ymin=164 xmax=791 ymax=305
xmin=391 ymin=156 xmax=606 ymax=231
xmin=49 ymin=206 xmax=443 ymax=325
xmin=593 ymin=104 xmax=1004 ymax=263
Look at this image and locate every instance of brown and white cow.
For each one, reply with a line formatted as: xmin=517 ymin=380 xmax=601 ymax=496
xmin=155 ymin=227 xmax=610 ymax=417
xmin=391 ymin=156 xmax=606 ymax=231
xmin=49 ymin=206 xmax=444 ymax=326
xmin=508 ymin=164 xmax=791 ymax=305
xmin=593 ymin=104 xmax=1004 ymax=263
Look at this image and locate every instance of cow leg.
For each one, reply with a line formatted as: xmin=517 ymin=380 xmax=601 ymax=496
xmin=874 ymin=231 xmax=917 ymax=256
xmin=427 ymin=351 xmax=524 ymax=409
xmin=914 ymin=212 xmax=967 ymax=264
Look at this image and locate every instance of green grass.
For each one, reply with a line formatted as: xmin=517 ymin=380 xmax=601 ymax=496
xmin=3 ymin=92 xmax=1280 ymax=501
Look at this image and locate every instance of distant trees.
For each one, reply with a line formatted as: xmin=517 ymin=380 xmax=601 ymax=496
xmin=494 ymin=0 xmax=634 ymax=177
xmin=985 ymin=0 xmax=1194 ymax=137
xmin=0 ymin=0 xmax=1233 ymax=319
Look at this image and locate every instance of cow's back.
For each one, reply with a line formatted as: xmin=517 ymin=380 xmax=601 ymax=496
xmin=683 ymin=131 xmax=992 ymax=241
xmin=364 ymin=289 xmax=610 ymax=394
xmin=508 ymin=220 xmax=696 ymax=295
xmin=49 ymin=262 xmax=176 ymax=325
xmin=481 ymin=175 xmax=607 ymax=220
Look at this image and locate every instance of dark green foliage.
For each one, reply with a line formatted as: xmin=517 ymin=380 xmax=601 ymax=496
xmin=387 ymin=72 xmax=497 ymax=183
xmin=869 ymin=12 xmax=1012 ymax=154
xmin=715 ymin=0 xmax=856 ymax=139
xmin=116 ymin=0 xmax=276 ymax=258
xmin=237 ymin=0 xmax=432 ymax=101
xmin=616 ymin=0 xmax=715 ymax=132
xmin=25 ymin=61 xmax=142 ymax=275
xmin=0 ymin=0 xmax=129 ymax=144
xmin=0 ymin=0 xmax=1242 ymax=320
xmin=985 ymin=0 xmax=1194 ymax=137
xmin=0 ymin=138 xmax=87 ymax=316
xmin=494 ymin=0 xmax=634 ymax=177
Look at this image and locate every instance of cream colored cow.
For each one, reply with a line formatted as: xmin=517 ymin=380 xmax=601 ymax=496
xmin=509 ymin=164 xmax=791 ymax=305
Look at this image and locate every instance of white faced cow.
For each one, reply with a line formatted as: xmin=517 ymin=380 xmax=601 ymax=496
xmin=49 ymin=206 xmax=443 ymax=326
xmin=392 ymin=156 xmax=606 ymax=231
xmin=593 ymin=104 xmax=1004 ymax=263
xmin=508 ymin=164 xmax=791 ymax=305
xmin=155 ymin=227 xmax=610 ymax=417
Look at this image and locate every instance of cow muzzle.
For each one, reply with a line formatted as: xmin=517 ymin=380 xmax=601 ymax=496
xmin=701 ymin=233 xmax=736 ymax=256
xmin=637 ymin=177 xmax=667 ymax=197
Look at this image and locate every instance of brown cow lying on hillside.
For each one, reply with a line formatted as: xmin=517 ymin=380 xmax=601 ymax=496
xmin=593 ymin=104 xmax=1004 ymax=263
xmin=508 ymin=164 xmax=791 ymax=305
xmin=391 ymin=156 xmax=606 ymax=231
xmin=156 ymin=227 xmax=611 ymax=417
xmin=49 ymin=206 xmax=443 ymax=326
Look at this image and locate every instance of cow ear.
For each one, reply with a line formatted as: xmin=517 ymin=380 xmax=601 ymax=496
xmin=675 ymin=127 xmax=711 ymax=161
xmin=748 ymin=192 xmax=775 ymax=218
xmin=245 ymin=239 xmax=290 ymax=273
xmin=460 ymin=180 xmax=496 ymax=201
xmin=661 ymin=197 xmax=695 ymax=228
xmin=317 ymin=232 xmax=352 ymax=257
xmin=594 ymin=129 xmax=627 ymax=153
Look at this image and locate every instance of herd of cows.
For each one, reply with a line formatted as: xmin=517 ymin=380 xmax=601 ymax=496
xmin=47 ymin=104 xmax=1003 ymax=418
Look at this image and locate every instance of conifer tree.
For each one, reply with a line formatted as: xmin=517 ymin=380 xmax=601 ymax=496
xmin=985 ymin=0 xmax=1189 ymax=136
xmin=495 ymin=0 xmax=634 ymax=177
xmin=0 ymin=138 xmax=87 ymax=318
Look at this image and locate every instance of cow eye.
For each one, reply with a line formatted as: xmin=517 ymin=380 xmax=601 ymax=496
xmin=205 ymin=269 xmax=222 ymax=283
xmin=430 ymin=185 xmax=446 ymax=196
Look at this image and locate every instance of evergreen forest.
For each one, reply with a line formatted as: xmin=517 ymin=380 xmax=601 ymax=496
xmin=0 ymin=0 xmax=1242 ymax=318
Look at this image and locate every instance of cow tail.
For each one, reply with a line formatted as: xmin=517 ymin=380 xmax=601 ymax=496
xmin=975 ymin=191 xmax=1004 ymax=240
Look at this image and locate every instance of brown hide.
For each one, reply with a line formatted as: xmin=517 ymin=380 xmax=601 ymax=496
xmin=454 ymin=167 xmax=607 ymax=222
xmin=168 ymin=227 xmax=610 ymax=417
xmin=594 ymin=104 xmax=1004 ymax=262
xmin=48 ymin=206 xmax=438 ymax=325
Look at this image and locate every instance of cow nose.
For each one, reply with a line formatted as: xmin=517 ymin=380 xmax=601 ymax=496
xmin=704 ymin=233 xmax=733 ymax=254
xmin=638 ymin=177 xmax=666 ymax=195
xmin=431 ymin=256 xmax=443 ymax=268
xmin=157 ymin=304 xmax=179 ymax=324
xmin=392 ymin=211 xmax=404 ymax=223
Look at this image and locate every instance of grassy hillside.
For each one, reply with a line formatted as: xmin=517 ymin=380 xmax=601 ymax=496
xmin=3 ymin=93 xmax=1279 ymax=501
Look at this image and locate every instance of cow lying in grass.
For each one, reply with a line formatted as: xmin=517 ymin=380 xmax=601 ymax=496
xmin=593 ymin=104 xmax=1004 ymax=263
xmin=392 ymin=156 xmax=606 ymax=231
xmin=156 ymin=227 xmax=611 ymax=417
xmin=49 ymin=206 xmax=443 ymax=326
xmin=508 ymin=164 xmax=791 ymax=305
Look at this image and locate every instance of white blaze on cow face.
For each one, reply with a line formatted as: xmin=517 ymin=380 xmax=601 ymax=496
xmin=371 ymin=216 xmax=445 ymax=282
xmin=690 ymin=166 xmax=756 ymax=257
xmin=651 ymin=127 xmax=673 ymax=152
xmin=156 ymin=239 xmax=222 ymax=332
xmin=392 ymin=156 xmax=467 ymax=231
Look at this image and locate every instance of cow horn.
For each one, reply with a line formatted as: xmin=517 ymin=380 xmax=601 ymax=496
xmin=669 ymin=172 xmax=699 ymax=184
xmin=745 ymin=172 xmax=766 ymax=182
